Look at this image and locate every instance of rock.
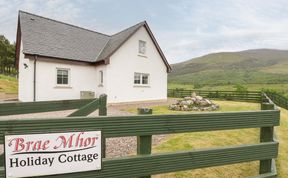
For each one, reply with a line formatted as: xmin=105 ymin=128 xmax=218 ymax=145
xmin=184 ymin=96 xmax=192 ymax=100
xmin=183 ymin=105 xmax=188 ymax=111
xmin=199 ymin=100 xmax=209 ymax=106
xmin=180 ymin=100 xmax=189 ymax=105
xmin=192 ymin=106 xmax=198 ymax=111
xmin=186 ymin=100 xmax=194 ymax=105
xmin=205 ymin=99 xmax=212 ymax=105
xmin=195 ymin=96 xmax=203 ymax=100
xmin=191 ymin=92 xmax=197 ymax=98
xmin=194 ymin=100 xmax=200 ymax=105
xmin=169 ymin=104 xmax=177 ymax=110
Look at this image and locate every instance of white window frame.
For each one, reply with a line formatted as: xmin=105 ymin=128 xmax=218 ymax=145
xmin=134 ymin=73 xmax=150 ymax=86
xmin=138 ymin=40 xmax=146 ymax=55
xmin=56 ymin=68 xmax=70 ymax=87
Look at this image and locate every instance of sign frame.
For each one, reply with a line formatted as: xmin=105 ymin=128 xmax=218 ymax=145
xmin=4 ymin=130 xmax=102 ymax=178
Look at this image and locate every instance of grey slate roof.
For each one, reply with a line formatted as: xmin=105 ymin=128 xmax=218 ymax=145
xmin=18 ymin=11 xmax=171 ymax=72
xmin=97 ymin=22 xmax=145 ymax=61
xmin=19 ymin=11 xmax=144 ymax=62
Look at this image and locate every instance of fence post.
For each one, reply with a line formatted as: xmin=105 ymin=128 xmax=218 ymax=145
xmin=99 ymin=94 xmax=107 ymax=116
xmin=0 ymin=153 xmax=3 ymax=167
xmin=259 ymin=102 xmax=274 ymax=174
xmin=137 ymin=108 xmax=152 ymax=178
xmin=68 ymin=95 xmax=107 ymax=158
xmin=98 ymin=94 xmax=107 ymax=159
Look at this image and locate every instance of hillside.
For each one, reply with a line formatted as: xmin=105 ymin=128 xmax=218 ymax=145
xmin=169 ymin=49 xmax=288 ymax=85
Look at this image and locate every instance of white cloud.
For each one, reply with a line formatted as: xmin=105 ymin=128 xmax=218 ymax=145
xmin=1 ymin=0 xmax=288 ymax=63
xmin=159 ymin=0 xmax=288 ymax=63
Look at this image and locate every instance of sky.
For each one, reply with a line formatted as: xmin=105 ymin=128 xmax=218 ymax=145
xmin=1 ymin=0 xmax=288 ymax=64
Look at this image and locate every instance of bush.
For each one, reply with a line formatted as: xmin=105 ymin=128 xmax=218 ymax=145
xmin=234 ymin=84 xmax=248 ymax=93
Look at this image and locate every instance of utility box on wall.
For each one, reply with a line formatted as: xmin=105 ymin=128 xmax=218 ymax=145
xmin=80 ymin=91 xmax=95 ymax=99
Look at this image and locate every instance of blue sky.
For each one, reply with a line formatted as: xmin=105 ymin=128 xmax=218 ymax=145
xmin=1 ymin=0 xmax=288 ymax=63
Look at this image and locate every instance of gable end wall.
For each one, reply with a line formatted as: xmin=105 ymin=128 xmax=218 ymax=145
xmin=106 ymin=26 xmax=168 ymax=103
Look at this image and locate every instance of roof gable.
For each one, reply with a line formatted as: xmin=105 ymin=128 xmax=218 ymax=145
xmin=96 ymin=21 xmax=145 ymax=61
xmin=97 ymin=22 xmax=171 ymax=72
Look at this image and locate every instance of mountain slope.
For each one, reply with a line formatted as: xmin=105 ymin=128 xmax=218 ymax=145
xmin=169 ymin=49 xmax=288 ymax=85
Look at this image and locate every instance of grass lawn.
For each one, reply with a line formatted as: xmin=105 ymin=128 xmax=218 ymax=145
xmin=125 ymin=100 xmax=287 ymax=178
xmin=0 ymin=74 xmax=18 ymax=93
xmin=125 ymin=100 xmax=260 ymax=115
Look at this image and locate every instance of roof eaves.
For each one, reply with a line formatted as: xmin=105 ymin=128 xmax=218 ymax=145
xmin=23 ymin=51 xmax=93 ymax=63
xmin=142 ymin=22 xmax=172 ymax=72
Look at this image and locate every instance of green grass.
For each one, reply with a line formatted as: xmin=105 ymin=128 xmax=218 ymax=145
xmin=0 ymin=74 xmax=18 ymax=93
xmin=125 ymin=100 xmax=287 ymax=177
xmin=125 ymin=100 xmax=260 ymax=115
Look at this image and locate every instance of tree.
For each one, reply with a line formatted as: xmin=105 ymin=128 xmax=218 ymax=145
xmin=0 ymin=35 xmax=15 ymax=75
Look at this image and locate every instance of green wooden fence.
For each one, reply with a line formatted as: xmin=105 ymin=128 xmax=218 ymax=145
xmin=0 ymin=94 xmax=107 ymax=116
xmin=168 ymin=89 xmax=262 ymax=102
xmin=265 ymin=92 xmax=288 ymax=110
xmin=0 ymin=93 xmax=280 ymax=177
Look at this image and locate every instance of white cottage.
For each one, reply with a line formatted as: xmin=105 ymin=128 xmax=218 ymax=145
xmin=16 ymin=11 xmax=171 ymax=103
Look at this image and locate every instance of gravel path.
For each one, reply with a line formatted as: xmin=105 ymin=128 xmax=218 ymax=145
xmin=0 ymin=99 xmax=176 ymax=158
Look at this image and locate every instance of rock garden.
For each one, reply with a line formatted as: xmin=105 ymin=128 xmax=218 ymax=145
xmin=169 ymin=92 xmax=220 ymax=111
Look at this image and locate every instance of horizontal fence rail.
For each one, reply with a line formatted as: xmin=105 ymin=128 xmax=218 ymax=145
xmin=0 ymin=110 xmax=280 ymax=144
xmin=168 ymin=89 xmax=262 ymax=102
xmin=0 ymin=142 xmax=278 ymax=178
xmin=0 ymin=95 xmax=107 ymax=116
xmin=0 ymin=98 xmax=94 ymax=116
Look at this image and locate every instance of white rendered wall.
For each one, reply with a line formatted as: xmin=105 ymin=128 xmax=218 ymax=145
xmin=106 ymin=26 xmax=168 ymax=103
xmin=18 ymin=47 xmax=101 ymax=102
xmin=34 ymin=59 xmax=98 ymax=101
xmin=95 ymin=65 xmax=107 ymax=98
xmin=18 ymin=41 xmax=34 ymax=102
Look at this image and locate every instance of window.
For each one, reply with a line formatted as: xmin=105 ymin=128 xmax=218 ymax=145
xmin=57 ymin=68 xmax=69 ymax=85
xmin=134 ymin=73 xmax=141 ymax=84
xmin=138 ymin=40 xmax=146 ymax=55
xmin=99 ymin=70 xmax=103 ymax=85
xmin=142 ymin=74 xmax=149 ymax=85
xmin=134 ymin=73 xmax=149 ymax=85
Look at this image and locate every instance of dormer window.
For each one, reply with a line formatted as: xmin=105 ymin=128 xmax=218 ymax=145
xmin=138 ymin=40 xmax=146 ymax=55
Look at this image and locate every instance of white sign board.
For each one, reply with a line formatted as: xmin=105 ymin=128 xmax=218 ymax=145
xmin=5 ymin=131 xmax=101 ymax=178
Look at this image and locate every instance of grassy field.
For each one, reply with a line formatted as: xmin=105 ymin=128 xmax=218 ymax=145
xmin=0 ymin=74 xmax=17 ymax=93
xmin=125 ymin=100 xmax=287 ymax=178
xmin=168 ymin=83 xmax=288 ymax=98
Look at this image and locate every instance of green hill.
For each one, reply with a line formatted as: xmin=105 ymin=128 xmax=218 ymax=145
xmin=169 ymin=49 xmax=288 ymax=85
